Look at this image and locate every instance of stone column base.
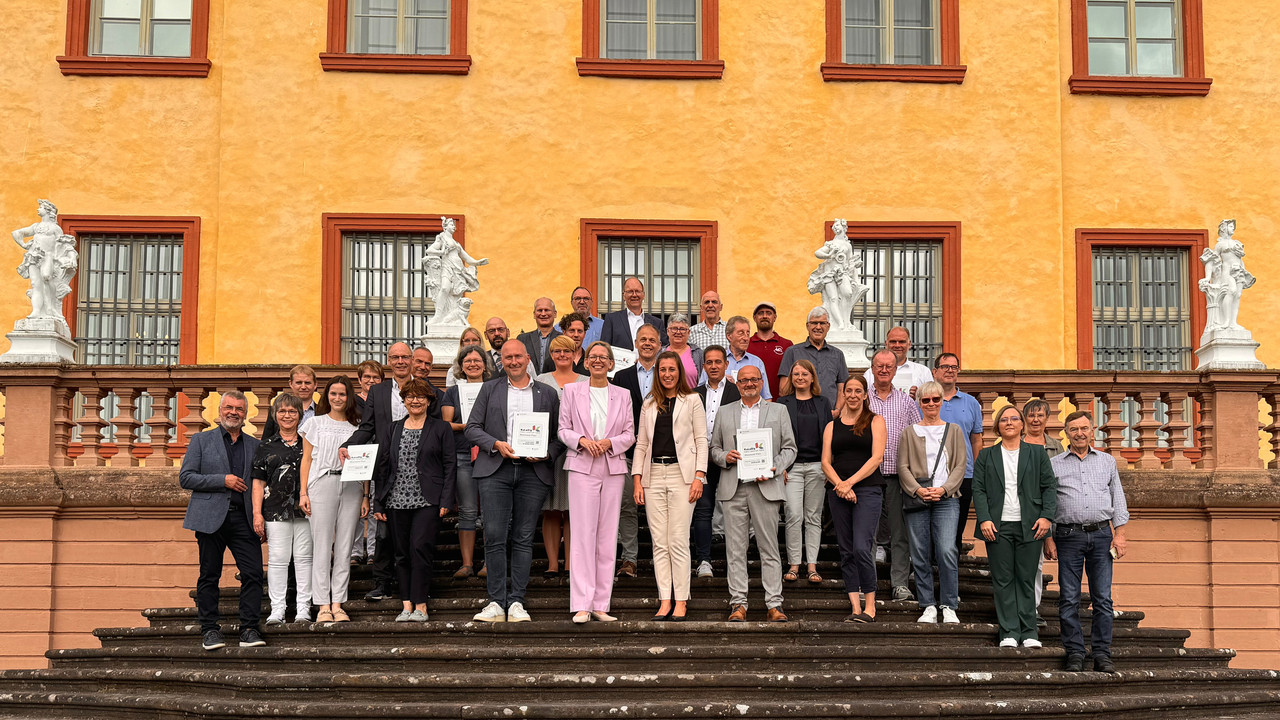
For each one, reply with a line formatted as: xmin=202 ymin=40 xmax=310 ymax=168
xmin=1 ymin=321 xmax=77 ymax=363
xmin=1196 ymin=336 xmax=1264 ymax=370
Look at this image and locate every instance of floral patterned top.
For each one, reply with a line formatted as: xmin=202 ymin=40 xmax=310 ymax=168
xmin=387 ymin=427 xmax=428 ymax=510
xmin=250 ymin=435 xmax=303 ymax=522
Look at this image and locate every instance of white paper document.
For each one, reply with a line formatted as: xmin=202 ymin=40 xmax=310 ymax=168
xmin=512 ymin=411 xmax=550 ymax=458
xmin=609 ymin=346 xmax=637 ymax=377
xmin=736 ymin=428 xmax=774 ymax=479
xmin=340 ymin=444 xmax=379 ymax=483
xmin=456 ymin=381 xmax=482 ymax=423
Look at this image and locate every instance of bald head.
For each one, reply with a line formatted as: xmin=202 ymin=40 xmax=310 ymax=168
xmin=500 ymin=339 xmax=530 ymax=381
xmin=737 ymin=365 xmax=764 ymax=403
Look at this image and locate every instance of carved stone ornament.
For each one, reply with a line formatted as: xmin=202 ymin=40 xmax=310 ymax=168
xmin=2 ymin=200 xmax=78 ymax=363
xmin=1196 ymin=219 xmax=1263 ymax=370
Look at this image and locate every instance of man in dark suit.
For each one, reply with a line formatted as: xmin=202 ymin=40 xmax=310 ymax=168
xmin=599 ymin=277 xmax=667 ymax=350
xmin=179 ymin=391 xmax=264 ymax=651
xmin=608 ymin=323 xmax=662 ymax=577
xmin=692 ymin=344 xmax=740 ymax=577
xmin=517 ymin=297 xmax=562 ymax=374
xmin=465 ymin=339 xmax=564 ymax=623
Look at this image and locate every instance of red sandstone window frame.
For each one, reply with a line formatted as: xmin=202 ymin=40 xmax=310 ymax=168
xmin=1074 ymin=228 xmax=1208 ymax=370
xmin=824 ymin=221 xmax=962 ymax=358
xmin=320 ymin=0 xmax=471 ymax=74
xmin=58 ymin=216 xmax=201 ymax=364
xmin=57 ymin=0 xmax=211 ymax=77
xmin=821 ymin=0 xmax=965 ymax=83
xmin=579 ymin=219 xmax=718 ymax=308
xmin=1068 ymin=0 xmax=1211 ymax=96
xmin=321 ymin=214 xmax=464 ymax=364
xmin=576 ymin=0 xmax=723 ymax=80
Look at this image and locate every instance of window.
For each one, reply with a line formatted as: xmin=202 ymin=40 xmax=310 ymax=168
xmin=321 ymin=0 xmax=470 ymax=74
xmin=822 ymin=0 xmax=964 ymax=83
xmin=1069 ymin=0 xmax=1210 ymax=95
xmin=1074 ymin=229 xmax=1207 ymax=369
xmin=828 ymin=221 xmax=962 ymax=359
xmin=58 ymin=0 xmax=210 ymax=76
xmin=321 ymin=214 xmax=460 ymax=364
xmin=579 ymin=219 xmax=717 ymax=320
xmin=577 ymin=0 xmax=723 ymax=79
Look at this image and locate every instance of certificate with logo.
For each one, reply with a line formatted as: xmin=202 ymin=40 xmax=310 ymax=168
xmin=736 ymin=429 xmax=773 ymax=480
xmin=456 ymin=381 xmax=482 ymax=423
xmin=512 ymin=412 xmax=550 ymax=458
xmin=340 ymin=444 xmax=379 ymax=483
xmin=609 ymin=346 xmax=637 ymax=377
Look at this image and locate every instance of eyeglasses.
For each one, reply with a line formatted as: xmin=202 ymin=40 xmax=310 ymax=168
xmin=919 ymin=397 xmax=942 ymax=405
xmin=587 ymin=355 xmax=612 ymax=362
xmin=668 ymin=327 xmax=689 ymax=333
xmin=936 ymin=364 xmax=959 ymax=371
xmin=807 ymin=321 xmax=829 ymax=327
xmin=404 ymin=396 xmax=430 ymax=403
xmin=737 ymin=378 xmax=762 ymax=385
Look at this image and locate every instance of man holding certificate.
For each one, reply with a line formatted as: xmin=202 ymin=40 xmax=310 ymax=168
xmin=710 ymin=366 xmax=797 ymax=622
xmin=465 ymin=339 xmax=564 ymax=623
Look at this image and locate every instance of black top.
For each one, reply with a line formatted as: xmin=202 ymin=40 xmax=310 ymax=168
xmin=221 ymin=426 xmax=247 ymax=507
xmin=441 ymin=384 xmax=477 ymax=456
xmin=792 ymin=398 xmax=825 ymax=463
xmin=651 ymin=403 xmax=678 ymax=458
xmin=249 ymin=435 xmax=303 ymax=522
xmin=829 ymin=416 xmax=884 ymax=488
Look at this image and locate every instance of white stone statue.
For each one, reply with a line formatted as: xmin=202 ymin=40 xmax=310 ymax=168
xmin=807 ymin=219 xmax=869 ymax=333
xmin=423 ymin=217 xmax=488 ymax=328
xmin=2 ymin=199 xmax=79 ymax=362
xmin=1195 ymin=219 xmax=1263 ymax=370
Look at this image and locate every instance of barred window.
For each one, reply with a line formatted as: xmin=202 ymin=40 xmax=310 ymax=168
xmin=849 ymin=240 xmax=943 ymax=364
xmin=844 ymin=0 xmax=940 ymax=65
xmin=342 ymin=231 xmax=433 ymax=363
xmin=603 ymin=0 xmax=700 ymax=60
xmin=1092 ymin=246 xmax=1191 ymax=371
xmin=92 ymin=0 xmax=193 ymax=57
xmin=1086 ymin=0 xmax=1180 ymax=77
xmin=598 ymin=238 xmax=699 ymax=319
xmin=349 ymin=0 xmax=451 ymax=54
xmin=76 ymin=233 xmax=183 ymax=366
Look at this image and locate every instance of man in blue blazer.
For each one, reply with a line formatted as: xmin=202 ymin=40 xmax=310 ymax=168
xmin=465 ymin=339 xmax=564 ymax=623
xmin=598 ymin=277 xmax=667 ymax=350
xmin=179 ymin=391 xmax=264 ymax=651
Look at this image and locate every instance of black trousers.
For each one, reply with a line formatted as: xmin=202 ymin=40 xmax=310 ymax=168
xmin=388 ymin=506 xmax=443 ymax=605
xmin=195 ymin=507 xmax=264 ymax=633
xmin=827 ymin=484 xmax=883 ymax=595
xmin=372 ymin=516 xmax=397 ymax=589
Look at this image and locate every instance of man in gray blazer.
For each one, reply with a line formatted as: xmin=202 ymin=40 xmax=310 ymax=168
xmin=179 ymin=391 xmax=265 ymax=651
xmin=710 ymin=366 xmax=797 ymax=622
xmin=465 ymin=339 xmax=564 ymax=623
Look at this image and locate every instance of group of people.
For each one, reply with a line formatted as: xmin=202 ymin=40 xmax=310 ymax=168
xmin=181 ymin=279 xmax=1130 ymax=673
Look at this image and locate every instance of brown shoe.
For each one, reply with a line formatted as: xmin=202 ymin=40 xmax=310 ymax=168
xmin=727 ymin=605 xmax=748 ymax=622
xmin=766 ymin=607 xmax=788 ymax=623
xmin=616 ymin=560 xmax=638 ymax=578
xmin=477 ymin=565 xmax=488 ymax=578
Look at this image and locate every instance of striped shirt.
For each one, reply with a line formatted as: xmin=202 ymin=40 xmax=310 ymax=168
xmin=1050 ymin=447 xmax=1130 ymax=527
xmin=866 ymin=386 xmax=921 ymax=476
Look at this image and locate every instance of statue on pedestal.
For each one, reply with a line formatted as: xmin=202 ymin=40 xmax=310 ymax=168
xmin=807 ymin=218 xmax=869 ymax=333
xmin=11 ymin=199 xmax=77 ymax=328
xmin=1195 ymin=219 xmax=1264 ymax=370
xmin=423 ymin=217 xmax=488 ymax=328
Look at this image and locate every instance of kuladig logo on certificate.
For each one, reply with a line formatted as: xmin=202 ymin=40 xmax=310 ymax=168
xmin=736 ymin=428 xmax=773 ymax=479
xmin=512 ymin=411 xmax=550 ymax=458
xmin=340 ymin=444 xmax=379 ymax=483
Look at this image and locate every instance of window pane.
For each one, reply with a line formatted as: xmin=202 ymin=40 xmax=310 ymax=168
xmin=99 ymin=20 xmax=141 ymax=54
xmin=894 ymin=0 xmax=932 ymax=28
xmin=152 ymin=0 xmax=192 ymax=20
xmin=606 ymin=22 xmax=647 ymax=59
xmin=1136 ymin=39 xmax=1176 ymax=75
xmin=656 ymin=23 xmax=698 ymax=59
xmin=1087 ymin=3 xmax=1128 ymax=38
xmin=894 ymin=27 xmax=933 ymax=64
xmin=1088 ymin=39 xmax=1128 ymax=75
xmin=409 ymin=17 xmax=449 ymax=54
xmin=352 ymin=16 xmax=398 ymax=53
xmin=150 ymin=21 xmax=191 ymax=57
xmin=355 ymin=0 xmax=398 ymax=14
xmin=413 ymin=0 xmax=449 ymax=13
xmin=845 ymin=27 xmax=881 ymax=63
xmin=656 ymin=0 xmax=697 ymax=22
xmin=75 ymin=233 xmax=183 ymax=366
xmin=606 ymin=0 xmax=647 ymax=21
xmin=846 ymin=0 xmax=882 ymax=25
xmin=1135 ymin=3 xmax=1175 ymax=38
xmin=849 ymin=240 xmax=943 ymax=364
xmin=101 ymin=0 xmax=142 ymax=18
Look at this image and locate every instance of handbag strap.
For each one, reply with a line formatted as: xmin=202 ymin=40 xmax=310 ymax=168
xmin=926 ymin=423 xmax=951 ymax=481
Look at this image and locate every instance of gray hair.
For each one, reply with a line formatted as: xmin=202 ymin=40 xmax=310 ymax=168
xmin=452 ymin=343 xmax=494 ymax=380
xmin=221 ymin=390 xmax=247 ymax=406
xmin=726 ymin=315 xmax=751 ymax=333
xmin=272 ymin=393 xmax=305 ymax=413
xmin=916 ymin=381 xmax=943 ymax=402
xmin=667 ymin=312 xmax=691 ymax=327
xmin=807 ymin=306 xmax=830 ymax=322
xmin=1022 ymin=398 xmax=1051 ymax=418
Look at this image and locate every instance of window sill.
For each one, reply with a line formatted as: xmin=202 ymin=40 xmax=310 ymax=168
xmin=1068 ymin=75 xmax=1212 ymax=96
xmin=575 ymin=58 xmax=724 ymax=80
xmin=820 ymin=63 xmax=966 ymax=84
xmin=56 ymin=55 xmax=211 ymax=77
xmin=319 ymin=53 xmax=472 ymax=75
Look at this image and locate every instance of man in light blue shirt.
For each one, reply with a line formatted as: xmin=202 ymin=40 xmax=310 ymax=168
xmin=571 ymin=286 xmax=604 ymax=346
xmin=701 ymin=316 xmax=771 ymax=400
xmin=933 ymin=352 xmax=983 ymax=552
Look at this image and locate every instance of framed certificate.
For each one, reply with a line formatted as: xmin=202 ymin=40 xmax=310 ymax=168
xmin=512 ymin=411 xmax=550 ymax=458
xmin=736 ymin=428 xmax=773 ymax=480
xmin=456 ymin=381 xmax=482 ymax=423
xmin=340 ymin=444 xmax=379 ymax=483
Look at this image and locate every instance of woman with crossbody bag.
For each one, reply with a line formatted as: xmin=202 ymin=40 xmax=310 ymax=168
xmin=896 ymin=381 xmax=968 ymax=624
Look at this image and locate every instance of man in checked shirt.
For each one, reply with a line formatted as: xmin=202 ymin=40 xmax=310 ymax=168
xmin=1044 ymin=410 xmax=1129 ymax=674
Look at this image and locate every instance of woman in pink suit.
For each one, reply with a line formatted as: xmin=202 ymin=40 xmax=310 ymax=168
xmin=558 ymin=341 xmax=636 ymax=623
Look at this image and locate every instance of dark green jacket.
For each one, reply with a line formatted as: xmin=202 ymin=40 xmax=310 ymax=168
xmin=972 ymin=441 xmax=1057 ymax=539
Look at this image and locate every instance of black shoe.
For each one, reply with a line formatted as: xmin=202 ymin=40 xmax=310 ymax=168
xmin=1093 ymin=656 xmax=1117 ymax=674
xmin=238 ymin=628 xmax=267 ymax=648
xmin=1064 ymin=655 xmax=1085 ymax=672
xmin=1036 ymin=612 xmax=1047 ymax=629
xmin=365 ymin=585 xmax=388 ymax=602
xmin=201 ymin=629 xmax=225 ymax=651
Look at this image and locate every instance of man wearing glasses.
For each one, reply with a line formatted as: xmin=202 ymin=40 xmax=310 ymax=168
xmin=599 ymin=277 xmax=667 ymax=351
xmin=777 ymin=306 xmax=848 ymax=416
xmin=570 ymin=286 xmax=604 ymax=346
xmin=690 ymin=290 xmax=728 ymax=351
xmin=932 ymin=352 xmax=984 ymax=552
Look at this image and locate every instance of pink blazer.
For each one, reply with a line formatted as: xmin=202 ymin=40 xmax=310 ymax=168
xmin=557 ymin=382 xmax=636 ymax=477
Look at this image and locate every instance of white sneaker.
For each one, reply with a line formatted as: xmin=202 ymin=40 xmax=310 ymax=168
xmin=293 ymin=607 xmax=311 ymax=624
xmin=409 ymin=610 xmax=428 ymax=622
xmin=394 ymin=610 xmax=413 ymax=622
xmin=264 ymin=613 xmax=286 ymax=627
xmin=999 ymin=638 xmax=1018 ymax=648
xmin=874 ymin=546 xmax=887 ymax=563
xmin=472 ymin=602 xmax=507 ymax=623
xmin=916 ymin=606 xmax=938 ymax=623
xmin=506 ymin=602 xmax=531 ymax=623
xmin=941 ymin=607 xmax=960 ymax=624
xmin=1022 ymin=638 xmax=1042 ymax=649
xmin=696 ymin=561 xmax=713 ymax=578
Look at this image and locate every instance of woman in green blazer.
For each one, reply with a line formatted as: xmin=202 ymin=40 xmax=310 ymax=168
xmin=972 ymin=405 xmax=1057 ymax=649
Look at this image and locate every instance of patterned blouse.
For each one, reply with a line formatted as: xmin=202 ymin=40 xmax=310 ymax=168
xmin=249 ymin=435 xmax=303 ymax=522
xmin=387 ymin=427 xmax=428 ymax=510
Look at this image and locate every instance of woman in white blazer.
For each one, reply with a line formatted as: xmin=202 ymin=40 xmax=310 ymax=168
xmin=633 ymin=351 xmax=708 ymax=621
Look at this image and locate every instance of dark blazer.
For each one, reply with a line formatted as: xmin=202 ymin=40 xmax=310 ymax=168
xmin=972 ymin=441 xmax=1058 ymax=540
xmin=599 ymin=310 xmax=667 ymax=350
xmin=343 ymin=377 xmax=441 ymax=450
xmin=517 ymin=328 xmax=562 ymax=375
xmin=695 ymin=381 xmax=740 ymax=483
xmin=464 ymin=376 xmax=564 ymax=486
xmin=774 ymin=392 xmax=834 ymax=467
xmin=372 ymin=417 xmax=457 ymax=515
xmin=610 ymin=364 xmax=649 ymax=431
xmin=179 ymin=427 xmax=260 ymax=534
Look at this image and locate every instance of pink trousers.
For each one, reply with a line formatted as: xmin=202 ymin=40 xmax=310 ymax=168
xmin=567 ymin=469 xmax=625 ymax=612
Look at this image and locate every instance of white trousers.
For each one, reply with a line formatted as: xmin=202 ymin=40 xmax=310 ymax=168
xmin=266 ymin=517 xmax=312 ymax=616
xmin=309 ymin=472 xmax=364 ymax=604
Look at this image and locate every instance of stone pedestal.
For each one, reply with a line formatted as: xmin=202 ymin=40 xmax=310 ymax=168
xmin=1196 ymin=330 xmax=1264 ymax=371
xmin=0 ymin=317 xmax=77 ymax=364
xmin=825 ymin=328 xmax=871 ymax=370
xmin=420 ymin=324 xmax=469 ymax=366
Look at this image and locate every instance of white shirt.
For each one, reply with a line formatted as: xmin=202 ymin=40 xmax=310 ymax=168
xmin=914 ymin=424 xmax=949 ymax=488
xmin=1000 ymin=446 xmax=1022 ymax=522
xmin=299 ymin=414 xmax=358 ymax=484
xmin=589 ymin=385 xmax=609 ymax=439
xmin=389 ymin=377 xmax=408 ymax=421
xmin=505 ymin=377 xmax=535 ymax=443
xmin=864 ymin=359 xmax=935 ymax=394
xmin=626 ymin=309 xmax=645 ymax=344
xmin=739 ymin=399 xmax=762 ymax=430
xmin=702 ymin=380 xmax=727 ymax=435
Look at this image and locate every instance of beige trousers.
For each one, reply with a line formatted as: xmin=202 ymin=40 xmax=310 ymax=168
xmin=646 ymin=462 xmax=697 ymax=601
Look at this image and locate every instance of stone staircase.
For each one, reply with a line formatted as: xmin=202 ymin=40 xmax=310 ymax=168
xmin=1 ymin=516 xmax=1278 ymax=719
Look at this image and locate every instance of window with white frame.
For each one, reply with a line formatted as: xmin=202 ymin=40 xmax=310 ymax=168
xmin=342 ymin=231 xmax=433 ymax=363
xmin=1092 ymin=246 xmax=1191 ymax=371
xmin=349 ymin=0 xmax=451 ymax=55
xmin=1086 ymin=0 xmax=1181 ymax=76
xmin=603 ymin=0 xmax=700 ymax=60
xmin=598 ymin=238 xmax=700 ymax=319
xmin=848 ymin=240 xmax=943 ymax=364
xmin=843 ymin=0 xmax=940 ymax=65
xmin=92 ymin=0 xmax=193 ymax=57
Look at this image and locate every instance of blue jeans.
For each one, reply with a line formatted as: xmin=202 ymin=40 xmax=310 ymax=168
xmin=690 ymin=466 xmax=720 ymax=565
xmin=1055 ymin=524 xmax=1115 ymax=659
xmin=477 ymin=462 xmax=549 ymax=608
xmin=904 ymin=496 xmax=960 ymax=609
xmin=455 ymin=452 xmax=479 ymax=532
